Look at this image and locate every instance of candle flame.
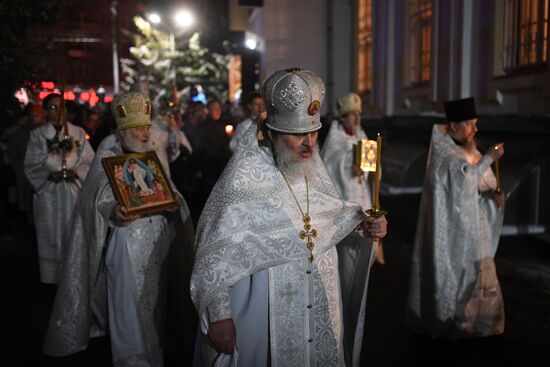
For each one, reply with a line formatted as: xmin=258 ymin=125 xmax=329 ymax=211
xmin=225 ymin=125 xmax=234 ymax=136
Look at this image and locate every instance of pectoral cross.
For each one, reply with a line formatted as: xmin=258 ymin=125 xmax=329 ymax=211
xmin=299 ymin=213 xmax=317 ymax=262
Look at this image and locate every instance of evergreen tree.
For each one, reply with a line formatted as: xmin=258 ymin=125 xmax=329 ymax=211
xmin=121 ymin=16 xmax=231 ymax=113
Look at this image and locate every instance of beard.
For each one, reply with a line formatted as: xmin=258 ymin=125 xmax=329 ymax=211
xmin=118 ymin=130 xmax=151 ymax=153
xmin=272 ymin=137 xmax=324 ymax=181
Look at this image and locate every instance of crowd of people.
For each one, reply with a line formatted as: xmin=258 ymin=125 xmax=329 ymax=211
xmin=0 ymin=68 xmax=506 ymax=367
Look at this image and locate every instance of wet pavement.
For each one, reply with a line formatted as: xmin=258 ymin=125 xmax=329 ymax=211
xmin=2 ymin=193 xmax=549 ymax=366
xmin=362 ymin=193 xmax=550 ymax=366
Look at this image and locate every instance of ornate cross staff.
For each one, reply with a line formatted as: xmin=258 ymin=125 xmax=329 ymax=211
xmin=57 ymin=81 xmax=70 ymax=179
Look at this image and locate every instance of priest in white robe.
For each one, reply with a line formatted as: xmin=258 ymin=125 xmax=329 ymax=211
xmin=24 ymin=93 xmax=94 ymax=284
xmin=43 ymin=92 xmax=196 ymax=367
xmin=321 ymin=92 xmax=372 ymax=210
xmin=321 ymin=92 xmax=386 ymax=264
xmin=406 ymin=97 xmax=506 ymax=339
xmin=191 ymin=69 xmax=387 ymax=367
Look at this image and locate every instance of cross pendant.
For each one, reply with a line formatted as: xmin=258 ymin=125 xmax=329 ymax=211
xmin=300 ymin=214 xmax=317 ymax=263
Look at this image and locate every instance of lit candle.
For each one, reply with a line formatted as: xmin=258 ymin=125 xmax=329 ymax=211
xmin=225 ymin=124 xmax=234 ymax=137
xmin=373 ymin=133 xmax=382 ymax=208
xmin=495 ymin=158 xmax=501 ymax=192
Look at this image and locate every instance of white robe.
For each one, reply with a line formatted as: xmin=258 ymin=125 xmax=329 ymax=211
xmin=406 ymin=125 xmax=505 ymax=339
xmin=229 ymin=118 xmax=253 ymax=152
xmin=191 ymin=124 xmax=374 ymax=367
xmin=43 ymin=141 xmax=196 ymax=367
xmin=24 ymin=121 xmax=94 ymax=284
xmin=321 ymin=121 xmax=372 ymax=210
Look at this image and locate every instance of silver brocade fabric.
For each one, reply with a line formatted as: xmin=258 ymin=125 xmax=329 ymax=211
xmin=191 ymin=123 xmax=369 ymax=366
xmin=406 ymin=125 xmax=505 ymax=338
xmin=24 ymin=122 xmax=95 ymax=284
xmin=43 ymin=141 xmax=195 ymax=367
xmin=321 ymin=121 xmax=372 ymax=210
xmin=229 ymin=117 xmax=253 ymax=152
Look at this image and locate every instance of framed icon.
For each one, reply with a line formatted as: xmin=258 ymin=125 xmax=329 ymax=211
xmin=353 ymin=139 xmax=378 ymax=172
xmin=101 ymin=151 xmax=179 ymax=216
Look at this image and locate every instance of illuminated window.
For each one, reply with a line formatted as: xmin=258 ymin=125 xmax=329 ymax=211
xmin=409 ymin=0 xmax=432 ymax=84
xmin=504 ymin=0 xmax=549 ymax=69
xmin=356 ymin=0 xmax=373 ymax=95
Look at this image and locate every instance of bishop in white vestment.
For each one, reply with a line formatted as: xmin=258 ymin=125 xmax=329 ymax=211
xmin=43 ymin=92 xmax=196 ymax=367
xmin=191 ymin=69 xmax=387 ymax=367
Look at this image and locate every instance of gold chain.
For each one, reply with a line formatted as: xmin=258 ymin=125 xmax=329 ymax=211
xmin=281 ymin=174 xmax=310 ymax=216
xmin=281 ymin=174 xmax=317 ymax=262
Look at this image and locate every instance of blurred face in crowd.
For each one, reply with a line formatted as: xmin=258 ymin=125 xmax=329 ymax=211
xmin=29 ymin=106 xmax=45 ymax=125
xmin=207 ymin=101 xmax=222 ymax=121
xmin=341 ymin=111 xmax=361 ymax=133
xmin=86 ymin=112 xmax=101 ymax=132
xmin=46 ymin=96 xmax=65 ymax=127
xmin=448 ymin=118 xmax=478 ymax=146
xmin=247 ymin=97 xmax=265 ymax=119
xmin=270 ymin=129 xmax=322 ymax=180
xmin=119 ymin=125 xmax=151 ymax=153
xmin=189 ymin=105 xmax=206 ymax=126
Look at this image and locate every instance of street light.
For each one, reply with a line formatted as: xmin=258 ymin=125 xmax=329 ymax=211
xmin=148 ymin=10 xmax=194 ymax=29
xmin=174 ymin=10 xmax=194 ymax=28
xmin=148 ymin=12 xmax=161 ymax=24
xmin=245 ymin=38 xmax=257 ymax=50
xmin=145 ymin=9 xmax=195 ymax=111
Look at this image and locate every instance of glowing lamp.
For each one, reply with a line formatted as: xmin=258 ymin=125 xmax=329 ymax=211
xmin=225 ymin=125 xmax=234 ymax=136
xmin=39 ymin=91 xmax=52 ymax=100
xmin=41 ymin=81 xmax=55 ymax=89
xmin=64 ymin=91 xmax=76 ymax=100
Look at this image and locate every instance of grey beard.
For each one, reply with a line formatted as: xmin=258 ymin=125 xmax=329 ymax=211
xmin=118 ymin=130 xmax=151 ymax=153
xmin=273 ymin=138 xmax=323 ymax=181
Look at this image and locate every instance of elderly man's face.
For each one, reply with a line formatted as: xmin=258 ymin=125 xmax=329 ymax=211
xmin=120 ymin=125 xmax=151 ymax=152
xmin=449 ymin=118 xmax=478 ymax=145
xmin=274 ymin=131 xmax=318 ymax=162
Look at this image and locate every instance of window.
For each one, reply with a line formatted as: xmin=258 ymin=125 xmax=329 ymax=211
xmin=504 ymin=0 xmax=549 ymax=70
xmin=356 ymin=0 xmax=373 ymax=95
xmin=409 ymin=0 xmax=432 ymax=84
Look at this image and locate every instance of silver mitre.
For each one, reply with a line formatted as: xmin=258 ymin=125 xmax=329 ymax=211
xmin=261 ymin=68 xmax=325 ymax=134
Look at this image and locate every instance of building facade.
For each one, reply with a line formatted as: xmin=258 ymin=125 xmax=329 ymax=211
xmin=242 ymin=0 xmax=550 ymax=234
xmin=245 ymin=0 xmax=550 ymax=117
